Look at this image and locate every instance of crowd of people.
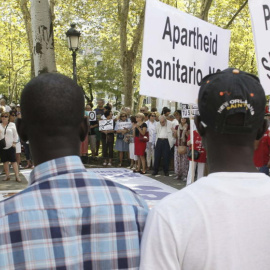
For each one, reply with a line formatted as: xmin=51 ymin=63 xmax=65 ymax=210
xmin=1 ymin=69 xmax=270 ymax=269
xmin=81 ymin=98 xmax=207 ymax=183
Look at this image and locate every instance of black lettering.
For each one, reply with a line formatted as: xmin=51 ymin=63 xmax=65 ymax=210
xmin=181 ymin=65 xmax=188 ymax=83
xmin=156 ymin=60 xmax=162 ymax=79
xmin=204 ymin=36 xmax=209 ymax=52
xmin=176 ymin=59 xmax=181 ymax=82
xmin=162 ymin=17 xmax=172 ymax=41
xmin=196 ymin=28 xmax=203 ymax=51
xmin=147 ymin=58 xmax=154 ymax=77
xmin=189 ymin=28 xmax=196 ymax=48
xmin=212 ymin=34 xmax=218 ymax=55
xmin=263 ymin=5 xmax=270 ymax=30
xmin=181 ymin=28 xmax=187 ymax=45
xmin=164 ymin=61 xmax=171 ymax=80
xmin=173 ymin=25 xmax=180 ymax=49
xmin=262 ymin=54 xmax=270 ymax=79
xmin=196 ymin=69 xmax=203 ymax=85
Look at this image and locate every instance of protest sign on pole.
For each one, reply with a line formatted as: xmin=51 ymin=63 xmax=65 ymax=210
xmin=88 ymin=111 xmax=96 ymax=121
xmin=249 ymin=0 xmax=270 ymax=94
xmin=140 ymin=0 xmax=231 ymax=104
xmin=181 ymin=104 xmax=199 ymax=118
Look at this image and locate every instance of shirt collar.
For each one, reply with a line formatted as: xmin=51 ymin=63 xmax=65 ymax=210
xmin=29 ymin=155 xmax=87 ymax=185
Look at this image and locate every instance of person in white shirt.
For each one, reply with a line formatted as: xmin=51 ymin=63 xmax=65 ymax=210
xmin=0 ymin=112 xmax=21 ymax=182
xmin=145 ymin=112 xmax=157 ymax=170
xmin=0 ymin=99 xmax=11 ymax=113
xmin=152 ymin=115 xmax=174 ymax=176
xmin=140 ymin=68 xmax=270 ymax=270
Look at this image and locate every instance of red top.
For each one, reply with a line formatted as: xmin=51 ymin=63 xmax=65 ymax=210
xmin=187 ymin=131 xmax=207 ymax=163
xmin=253 ymin=130 xmax=270 ymax=167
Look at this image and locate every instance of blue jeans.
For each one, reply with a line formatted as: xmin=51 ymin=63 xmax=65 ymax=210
xmin=259 ymin=165 xmax=269 ymax=176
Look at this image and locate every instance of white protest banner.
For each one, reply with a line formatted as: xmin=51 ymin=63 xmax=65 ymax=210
xmin=88 ymin=111 xmax=96 ymax=121
xmin=181 ymin=104 xmax=199 ymax=118
xmin=249 ymin=0 xmax=270 ymax=94
xmin=99 ymin=119 xmax=114 ymax=131
xmin=117 ymin=122 xmax=132 ymax=130
xmin=140 ymin=0 xmax=231 ymax=103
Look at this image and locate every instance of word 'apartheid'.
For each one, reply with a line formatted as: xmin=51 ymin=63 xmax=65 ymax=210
xmin=163 ymin=16 xmax=218 ymax=55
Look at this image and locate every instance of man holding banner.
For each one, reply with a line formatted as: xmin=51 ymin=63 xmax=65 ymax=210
xmin=140 ymin=68 xmax=270 ymax=269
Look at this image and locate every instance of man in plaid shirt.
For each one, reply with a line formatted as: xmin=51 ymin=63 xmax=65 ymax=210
xmin=0 ymin=73 xmax=148 ymax=270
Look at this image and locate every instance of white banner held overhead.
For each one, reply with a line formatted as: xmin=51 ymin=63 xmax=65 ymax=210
xmin=249 ymin=0 xmax=270 ymax=94
xmin=140 ymin=0 xmax=231 ymax=104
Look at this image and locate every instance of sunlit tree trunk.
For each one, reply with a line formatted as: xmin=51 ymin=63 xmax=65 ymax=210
xmin=18 ymin=0 xmax=35 ymax=78
xmin=118 ymin=0 xmax=145 ymax=110
xmin=30 ymin=0 xmax=57 ymax=76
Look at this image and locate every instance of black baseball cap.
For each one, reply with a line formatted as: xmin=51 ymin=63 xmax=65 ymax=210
xmin=198 ymin=68 xmax=266 ymax=134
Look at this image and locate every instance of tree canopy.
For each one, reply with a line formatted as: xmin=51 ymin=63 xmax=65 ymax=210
xmin=0 ymin=0 xmax=257 ymax=107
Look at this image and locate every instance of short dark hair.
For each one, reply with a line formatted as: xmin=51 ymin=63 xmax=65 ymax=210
xmin=104 ymin=110 xmax=111 ymax=118
xmin=21 ymin=73 xmax=84 ymax=134
xmin=130 ymin=115 xmax=136 ymax=123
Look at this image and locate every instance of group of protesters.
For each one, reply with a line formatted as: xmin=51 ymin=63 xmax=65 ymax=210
xmin=81 ymin=98 xmax=207 ymax=184
xmin=82 ymin=97 xmax=270 ymax=185
xmin=2 ymin=69 xmax=270 ymax=269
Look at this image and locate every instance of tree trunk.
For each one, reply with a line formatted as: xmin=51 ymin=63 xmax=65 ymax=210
xmin=137 ymin=95 xmax=145 ymax=113
xmin=30 ymin=0 xmax=57 ymax=76
xmin=151 ymin=97 xmax=157 ymax=109
xmin=118 ymin=0 xmax=145 ymax=110
xmin=199 ymin=0 xmax=213 ymax=21
xmin=17 ymin=0 xmax=35 ymax=78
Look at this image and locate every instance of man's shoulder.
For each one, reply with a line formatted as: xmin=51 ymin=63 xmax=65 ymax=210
xmin=0 ymin=172 xmax=148 ymax=218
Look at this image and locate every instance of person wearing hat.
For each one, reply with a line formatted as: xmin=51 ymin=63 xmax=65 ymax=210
xmin=140 ymin=68 xmax=270 ymax=269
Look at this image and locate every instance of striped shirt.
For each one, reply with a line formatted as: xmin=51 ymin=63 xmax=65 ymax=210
xmin=0 ymin=156 xmax=148 ymax=269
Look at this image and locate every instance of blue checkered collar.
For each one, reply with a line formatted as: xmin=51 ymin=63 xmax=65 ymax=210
xmin=29 ymin=155 xmax=87 ymax=185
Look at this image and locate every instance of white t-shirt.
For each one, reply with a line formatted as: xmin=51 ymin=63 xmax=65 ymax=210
xmin=0 ymin=122 xmax=18 ymax=149
xmin=140 ymin=172 xmax=270 ymax=270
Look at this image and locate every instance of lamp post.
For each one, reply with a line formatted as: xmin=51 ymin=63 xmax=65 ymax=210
xmin=66 ymin=23 xmax=81 ymax=83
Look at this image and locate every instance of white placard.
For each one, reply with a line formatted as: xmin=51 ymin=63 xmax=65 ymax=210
xmin=181 ymin=104 xmax=199 ymax=118
xmin=99 ymin=119 xmax=114 ymax=131
xmin=89 ymin=111 xmax=96 ymax=121
xmin=249 ymin=0 xmax=270 ymax=94
xmin=140 ymin=0 xmax=231 ymax=103
xmin=117 ymin=122 xmax=132 ymax=130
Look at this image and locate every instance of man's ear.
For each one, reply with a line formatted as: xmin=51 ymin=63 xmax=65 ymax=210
xmin=79 ymin=117 xmax=88 ymax=142
xmin=256 ymin=119 xmax=268 ymax=140
xmin=16 ymin=118 xmax=28 ymax=142
xmin=194 ymin=115 xmax=206 ymax=137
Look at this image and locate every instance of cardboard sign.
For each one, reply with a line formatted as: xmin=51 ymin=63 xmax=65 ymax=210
xmin=249 ymin=0 xmax=270 ymax=94
xmin=117 ymin=122 xmax=132 ymax=130
xmin=88 ymin=111 xmax=96 ymax=121
xmin=99 ymin=119 xmax=114 ymax=131
xmin=181 ymin=104 xmax=199 ymax=118
xmin=140 ymin=0 xmax=231 ymax=103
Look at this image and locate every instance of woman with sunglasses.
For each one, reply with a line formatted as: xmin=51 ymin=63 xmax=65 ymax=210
xmin=0 ymin=112 xmax=21 ymax=182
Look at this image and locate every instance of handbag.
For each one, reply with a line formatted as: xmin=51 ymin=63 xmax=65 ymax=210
xmin=117 ymin=133 xmax=124 ymax=139
xmin=0 ymin=124 xmax=8 ymax=150
xmin=139 ymin=131 xmax=149 ymax=142
xmin=187 ymin=149 xmax=200 ymax=160
xmin=177 ymin=145 xmax=187 ymax=154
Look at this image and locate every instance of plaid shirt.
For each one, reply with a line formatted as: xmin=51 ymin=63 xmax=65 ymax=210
xmin=0 ymin=156 xmax=148 ymax=270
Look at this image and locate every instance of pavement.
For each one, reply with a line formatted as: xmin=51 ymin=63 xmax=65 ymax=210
xmin=0 ymin=158 xmax=187 ymax=192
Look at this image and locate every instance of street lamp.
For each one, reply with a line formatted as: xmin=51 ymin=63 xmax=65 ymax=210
xmin=66 ymin=23 xmax=81 ymax=83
